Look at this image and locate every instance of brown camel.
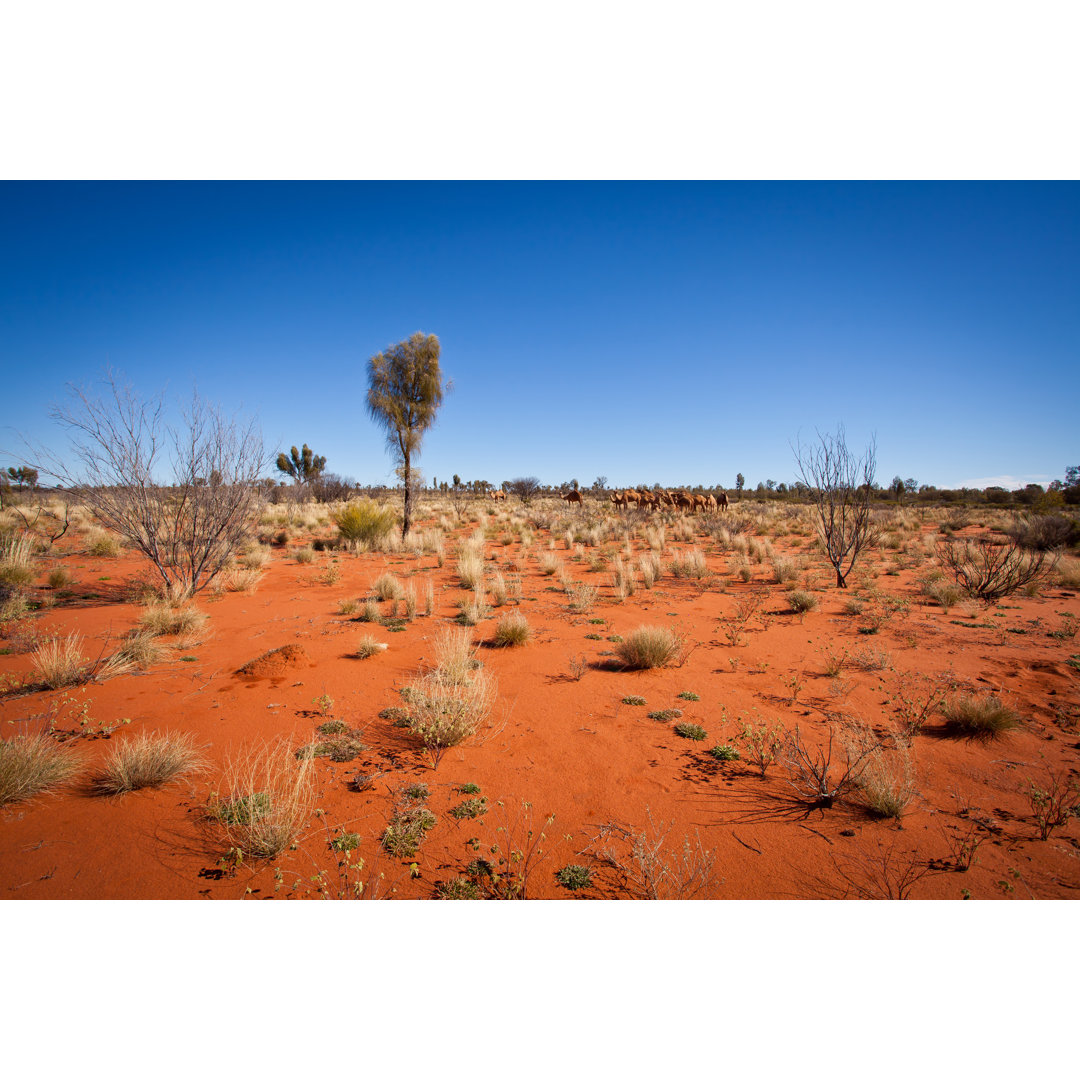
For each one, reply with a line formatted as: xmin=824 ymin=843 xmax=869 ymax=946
xmin=561 ymin=490 xmax=583 ymax=507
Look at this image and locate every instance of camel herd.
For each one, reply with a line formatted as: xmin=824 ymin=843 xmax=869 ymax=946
xmin=610 ymin=488 xmax=728 ymax=512
xmin=484 ymin=486 xmax=728 ymax=512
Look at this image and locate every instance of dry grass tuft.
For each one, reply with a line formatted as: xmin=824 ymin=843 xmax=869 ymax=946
xmin=31 ymin=632 xmax=90 ymax=688
xmin=615 ymin=625 xmax=683 ymax=669
xmin=208 ymin=739 xmax=315 ymax=859
xmin=355 ymin=634 xmax=388 ymax=659
xmin=492 ymin=610 xmax=531 ymax=647
xmin=0 ymin=734 xmax=84 ymax=806
xmin=941 ymin=692 xmax=1019 ymax=740
xmin=95 ymin=731 xmax=206 ymax=794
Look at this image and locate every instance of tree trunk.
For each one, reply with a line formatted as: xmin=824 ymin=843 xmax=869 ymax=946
xmin=836 ymin=566 xmax=847 ymax=588
xmin=402 ymin=454 xmax=412 ymax=540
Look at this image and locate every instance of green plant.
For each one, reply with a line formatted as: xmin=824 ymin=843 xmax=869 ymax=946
xmin=888 ymin=671 xmax=953 ymax=738
xmin=334 ymin=498 xmax=397 ymax=547
xmin=647 ymin=708 xmax=682 ymax=722
xmin=555 ymin=864 xmax=593 ymax=891
xmin=405 ymin=666 xmax=495 ymax=768
xmin=317 ymin=718 xmax=347 ymax=735
xmin=1025 ymin=770 xmax=1080 ymax=840
xmin=941 ymin=692 xmax=1019 ymax=740
xmin=615 ymin=625 xmax=683 ymax=669
xmin=709 ymin=744 xmax=740 ymax=761
xmin=788 ymin=589 xmax=818 ymax=613
xmin=403 ymin=782 xmax=430 ymax=801
xmin=312 ymin=693 xmax=334 ymax=717
xmin=297 ymin=731 xmax=366 ymax=763
xmin=737 ymin=719 xmax=786 ymax=778
xmin=47 ymin=567 xmax=71 ymax=589
xmin=330 ymin=831 xmax=361 ymax=852
xmin=379 ymin=706 xmax=410 ymax=725
xmin=458 ymin=782 xmax=481 ymax=795
xmin=437 ymin=877 xmax=481 ymax=899
xmin=382 ymin=797 xmax=437 ymax=857
xmin=449 ymin=796 xmax=488 ymax=820
xmin=0 ymin=733 xmax=84 ymax=806
xmin=677 ymin=691 xmax=700 ymax=701
xmin=95 ymin=731 xmax=206 ymax=794
xmin=209 ymin=740 xmax=315 ymax=859
xmin=674 ymin=722 xmax=707 ymax=741
xmin=622 ymin=696 xmax=647 ymax=706
xmin=484 ymin=799 xmax=555 ymax=899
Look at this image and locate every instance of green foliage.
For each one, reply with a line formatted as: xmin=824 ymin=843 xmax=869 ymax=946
xmin=335 ymin=500 xmax=397 ymax=546
xmin=330 ymin=831 xmax=360 ymax=852
xmin=709 ymin=744 xmax=740 ymax=761
xmin=449 ymin=796 xmax=488 ymax=820
xmin=275 ymin=443 xmax=326 ymax=485
xmin=367 ymin=332 xmax=446 ymax=539
xmin=622 ymin=696 xmax=647 ymax=706
xmin=677 ymin=691 xmax=699 ymax=701
xmin=214 ymin=791 xmax=270 ymax=826
xmin=674 ymin=722 xmax=707 ymax=741
xmin=382 ymin=803 xmax=436 ymax=857
xmin=458 ymin=782 xmax=481 ymax=794
xmin=555 ymin=864 xmax=593 ymax=891
xmin=437 ymin=878 xmax=481 ymax=899
xmin=647 ymin=708 xmax=682 ymax=722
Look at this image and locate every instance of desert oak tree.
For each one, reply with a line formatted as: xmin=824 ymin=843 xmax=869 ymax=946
xmin=366 ymin=332 xmax=447 ymax=540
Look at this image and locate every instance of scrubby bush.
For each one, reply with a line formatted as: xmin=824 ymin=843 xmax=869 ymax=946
xmin=334 ymin=499 xmax=397 ymax=547
xmin=788 ymin=589 xmax=818 ymax=613
xmin=674 ymin=722 xmax=707 ymax=741
xmin=555 ymin=864 xmax=593 ymax=891
xmin=709 ymin=744 xmax=740 ymax=762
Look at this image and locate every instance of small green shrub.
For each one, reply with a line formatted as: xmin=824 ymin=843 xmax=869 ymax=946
xmin=403 ymin=782 xmax=430 ymax=801
xmin=382 ymin=803 xmax=436 ymax=857
xmin=335 ymin=499 xmax=397 ymax=546
xmin=677 ymin=691 xmax=699 ymax=701
xmin=709 ymin=744 xmax=740 ymax=761
xmin=437 ymin=878 xmax=481 ymax=899
xmin=448 ymin=796 xmax=488 ymax=820
xmin=330 ymin=831 xmax=361 ymax=852
xmin=647 ymin=708 xmax=683 ymax=722
xmin=317 ymin=719 xmax=348 ymax=735
xmin=555 ymin=864 xmax=593 ymax=891
xmin=379 ymin=706 xmax=410 ymax=725
xmin=458 ymin=782 xmax=481 ymax=794
xmin=622 ymin=696 xmax=647 ymax=706
xmin=674 ymin=722 xmax=707 ymax=741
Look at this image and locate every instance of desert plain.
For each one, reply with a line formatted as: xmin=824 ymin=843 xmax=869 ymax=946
xmin=2 ymin=492 xmax=1079 ymax=901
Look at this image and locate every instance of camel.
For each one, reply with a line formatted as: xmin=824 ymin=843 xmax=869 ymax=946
xmin=716 ymin=491 xmax=728 ymax=511
xmin=562 ymin=490 xmax=583 ymax=507
xmin=489 ymin=489 xmax=506 ymax=502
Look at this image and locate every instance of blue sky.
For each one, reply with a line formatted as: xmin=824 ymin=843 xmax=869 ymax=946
xmin=1 ymin=181 xmax=1076 ymax=491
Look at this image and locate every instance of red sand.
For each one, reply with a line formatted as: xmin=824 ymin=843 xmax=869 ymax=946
xmin=2 ymin=506 xmax=1078 ymax=900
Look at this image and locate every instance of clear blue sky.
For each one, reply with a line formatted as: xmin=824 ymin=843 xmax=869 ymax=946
xmin=1 ymin=182 xmax=1076 ymax=491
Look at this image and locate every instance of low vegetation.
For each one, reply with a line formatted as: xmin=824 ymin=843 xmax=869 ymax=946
xmin=0 ymin=733 xmax=84 ymax=806
xmin=95 ymin=731 xmax=206 ymax=794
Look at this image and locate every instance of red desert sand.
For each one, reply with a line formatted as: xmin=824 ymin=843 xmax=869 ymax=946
xmin=2 ymin=498 xmax=1078 ymax=900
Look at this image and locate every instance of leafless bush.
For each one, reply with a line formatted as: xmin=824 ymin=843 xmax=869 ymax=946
xmin=38 ymin=374 xmax=265 ymax=596
xmin=829 ymin=836 xmax=937 ymax=899
xmin=937 ymin=536 xmax=1056 ymax=604
xmin=781 ymin=717 xmax=881 ymax=809
xmin=793 ymin=426 xmax=878 ymax=588
xmin=585 ymin=809 xmax=718 ymax=899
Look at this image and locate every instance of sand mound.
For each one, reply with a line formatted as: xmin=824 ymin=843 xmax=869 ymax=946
xmin=235 ymin=644 xmax=311 ymax=677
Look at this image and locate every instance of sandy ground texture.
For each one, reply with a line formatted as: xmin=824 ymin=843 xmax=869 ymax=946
xmin=2 ymin=497 xmax=1079 ymax=900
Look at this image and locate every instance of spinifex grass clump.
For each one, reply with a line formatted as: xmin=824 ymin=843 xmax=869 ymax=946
xmin=95 ymin=731 xmax=206 ymax=794
xmin=0 ymin=734 xmax=84 ymax=806
xmin=941 ymin=692 xmax=1019 ymax=740
xmin=492 ymin=611 xmax=531 ymax=646
xmin=209 ymin=740 xmax=315 ymax=859
xmin=615 ymin=625 xmax=683 ymax=669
